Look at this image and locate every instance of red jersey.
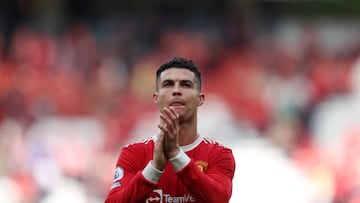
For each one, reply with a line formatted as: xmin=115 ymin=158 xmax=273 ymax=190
xmin=105 ymin=135 xmax=235 ymax=203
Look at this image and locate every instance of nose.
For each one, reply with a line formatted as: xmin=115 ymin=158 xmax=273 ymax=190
xmin=172 ymin=84 xmax=182 ymax=96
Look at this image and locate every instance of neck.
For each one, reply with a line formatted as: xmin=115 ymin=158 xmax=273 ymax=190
xmin=178 ymin=119 xmax=198 ymax=146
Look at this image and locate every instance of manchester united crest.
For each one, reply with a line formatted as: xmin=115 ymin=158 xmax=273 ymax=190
xmin=195 ymin=160 xmax=208 ymax=172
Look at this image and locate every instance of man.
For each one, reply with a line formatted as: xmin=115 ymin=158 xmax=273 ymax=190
xmin=105 ymin=57 xmax=235 ymax=203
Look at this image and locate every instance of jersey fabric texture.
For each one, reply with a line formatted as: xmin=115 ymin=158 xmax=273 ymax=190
xmin=104 ymin=135 xmax=235 ymax=203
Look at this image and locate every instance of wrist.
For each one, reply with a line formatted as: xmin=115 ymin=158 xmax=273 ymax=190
xmin=152 ymin=160 xmax=166 ymax=171
xmin=169 ymin=149 xmax=191 ymax=172
xmin=143 ymin=161 xmax=164 ymax=183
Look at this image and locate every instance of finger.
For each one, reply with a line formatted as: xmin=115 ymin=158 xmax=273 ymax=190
xmin=167 ymin=108 xmax=179 ymax=132
xmin=163 ymin=108 xmax=179 ymax=131
xmin=160 ymin=113 xmax=171 ymax=125
xmin=168 ymin=107 xmax=179 ymax=119
xmin=158 ymin=123 xmax=170 ymax=134
xmin=160 ymin=114 xmax=178 ymax=133
xmin=164 ymin=107 xmax=179 ymax=122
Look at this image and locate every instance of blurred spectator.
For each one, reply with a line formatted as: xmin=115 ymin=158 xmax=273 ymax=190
xmin=311 ymin=57 xmax=360 ymax=202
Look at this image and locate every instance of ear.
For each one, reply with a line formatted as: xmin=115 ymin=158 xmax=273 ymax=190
xmin=152 ymin=92 xmax=159 ymax=104
xmin=198 ymin=93 xmax=205 ymax=106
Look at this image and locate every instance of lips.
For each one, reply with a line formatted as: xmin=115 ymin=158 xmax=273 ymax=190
xmin=169 ymin=100 xmax=185 ymax=107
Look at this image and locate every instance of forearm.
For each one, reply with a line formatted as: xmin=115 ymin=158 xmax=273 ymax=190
xmin=170 ymin=150 xmax=234 ymax=203
xmin=177 ymin=163 xmax=232 ymax=203
xmin=105 ymin=162 xmax=161 ymax=203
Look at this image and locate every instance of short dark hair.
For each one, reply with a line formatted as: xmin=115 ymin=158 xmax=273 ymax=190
xmin=156 ymin=57 xmax=202 ymax=91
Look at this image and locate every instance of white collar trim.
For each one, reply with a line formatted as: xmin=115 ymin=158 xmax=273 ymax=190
xmin=180 ymin=134 xmax=202 ymax=152
xmin=152 ymin=134 xmax=202 ymax=152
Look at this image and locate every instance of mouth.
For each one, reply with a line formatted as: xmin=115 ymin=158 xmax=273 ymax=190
xmin=169 ymin=101 xmax=185 ymax=107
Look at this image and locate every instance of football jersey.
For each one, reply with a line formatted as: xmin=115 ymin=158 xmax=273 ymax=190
xmin=105 ymin=135 xmax=235 ymax=203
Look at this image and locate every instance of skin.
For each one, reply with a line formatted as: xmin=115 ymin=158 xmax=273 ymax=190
xmin=152 ymin=68 xmax=205 ymax=171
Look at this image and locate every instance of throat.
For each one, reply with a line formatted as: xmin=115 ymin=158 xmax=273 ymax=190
xmin=179 ymin=132 xmax=199 ymax=146
xmin=178 ymin=117 xmax=198 ymax=146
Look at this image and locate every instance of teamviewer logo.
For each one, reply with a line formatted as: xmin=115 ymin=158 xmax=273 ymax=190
xmin=146 ymin=189 xmax=163 ymax=203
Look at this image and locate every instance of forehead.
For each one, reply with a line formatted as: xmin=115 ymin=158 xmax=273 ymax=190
xmin=159 ymin=68 xmax=196 ymax=82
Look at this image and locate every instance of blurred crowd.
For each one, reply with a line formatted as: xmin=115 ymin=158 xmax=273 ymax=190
xmin=0 ymin=11 xmax=360 ymax=203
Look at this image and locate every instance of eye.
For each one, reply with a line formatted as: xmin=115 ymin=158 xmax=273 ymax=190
xmin=162 ymin=80 xmax=173 ymax=88
xmin=181 ymin=81 xmax=193 ymax=88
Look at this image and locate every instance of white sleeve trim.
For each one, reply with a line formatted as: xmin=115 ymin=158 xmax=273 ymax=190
xmin=142 ymin=161 xmax=164 ymax=184
xmin=169 ymin=149 xmax=191 ymax=172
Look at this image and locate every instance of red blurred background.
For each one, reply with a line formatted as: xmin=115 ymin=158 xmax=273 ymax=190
xmin=0 ymin=1 xmax=360 ymax=203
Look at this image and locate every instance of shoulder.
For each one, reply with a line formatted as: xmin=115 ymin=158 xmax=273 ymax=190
xmin=125 ymin=135 xmax=156 ymax=147
xmin=202 ymin=136 xmax=234 ymax=153
xmin=199 ymin=136 xmax=234 ymax=155
xmin=121 ymin=135 xmax=156 ymax=153
xmin=117 ymin=136 xmax=156 ymax=165
xmin=199 ymin=137 xmax=235 ymax=170
xmin=201 ymin=136 xmax=231 ymax=149
xmin=202 ymin=137 xmax=220 ymax=145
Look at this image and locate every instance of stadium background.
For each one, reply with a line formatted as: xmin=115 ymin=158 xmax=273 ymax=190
xmin=1 ymin=0 xmax=360 ymax=202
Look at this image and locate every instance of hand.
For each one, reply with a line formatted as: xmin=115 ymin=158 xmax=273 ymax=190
xmin=158 ymin=107 xmax=180 ymax=159
xmin=152 ymin=132 xmax=168 ymax=171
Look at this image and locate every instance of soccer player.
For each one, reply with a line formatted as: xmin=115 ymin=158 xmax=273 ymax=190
xmin=105 ymin=57 xmax=236 ymax=203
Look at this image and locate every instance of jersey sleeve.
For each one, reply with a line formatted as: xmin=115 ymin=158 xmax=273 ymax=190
xmin=104 ymin=144 xmax=157 ymax=203
xmin=174 ymin=147 xmax=235 ymax=203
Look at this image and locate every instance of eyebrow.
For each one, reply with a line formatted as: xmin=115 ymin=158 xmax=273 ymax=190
xmin=161 ymin=79 xmax=194 ymax=85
